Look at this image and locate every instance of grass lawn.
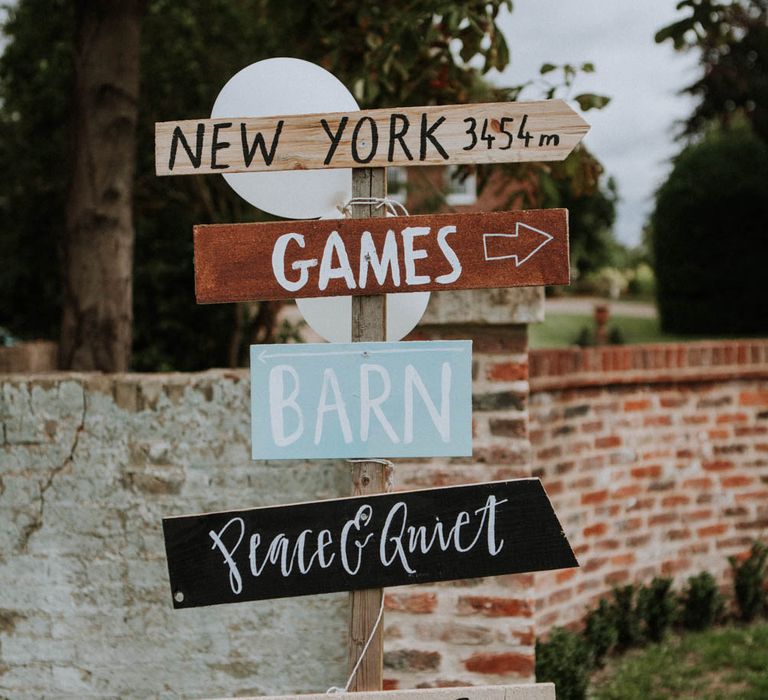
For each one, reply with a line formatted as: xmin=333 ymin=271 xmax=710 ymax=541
xmin=529 ymin=313 xmax=691 ymax=348
xmin=590 ymin=622 xmax=768 ymax=699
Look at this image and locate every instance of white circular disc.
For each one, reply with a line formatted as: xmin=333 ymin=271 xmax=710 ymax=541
xmin=296 ymin=292 xmax=431 ymax=343
xmin=211 ymin=57 xmax=359 ymax=219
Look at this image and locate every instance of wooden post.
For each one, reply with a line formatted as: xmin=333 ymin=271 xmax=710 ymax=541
xmin=348 ymin=167 xmax=392 ymax=692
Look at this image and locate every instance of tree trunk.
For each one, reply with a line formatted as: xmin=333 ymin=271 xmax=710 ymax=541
xmin=60 ymin=1 xmax=145 ymax=371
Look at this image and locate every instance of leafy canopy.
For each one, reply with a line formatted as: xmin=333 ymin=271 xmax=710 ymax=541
xmin=0 ymin=0 xmax=613 ymax=369
xmin=652 ymin=127 xmax=768 ymax=334
xmin=656 ymin=0 xmax=768 ymax=140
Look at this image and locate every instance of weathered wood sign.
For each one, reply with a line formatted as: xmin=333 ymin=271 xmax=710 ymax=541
xmin=250 ymin=340 xmax=472 ymax=460
xmin=206 ymin=684 xmax=556 ymax=700
xmin=163 ymin=479 xmax=577 ymax=609
xmin=155 ymin=100 xmax=589 ymax=176
xmin=194 ymin=209 xmax=569 ymax=304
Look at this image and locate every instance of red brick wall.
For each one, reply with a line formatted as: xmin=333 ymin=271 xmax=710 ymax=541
xmin=386 ymin=324 xmax=537 ymax=688
xmin=528 ymin=340 xmax=768 ymax=633
xmin=382 ymin=337 xmax=768 ymax=685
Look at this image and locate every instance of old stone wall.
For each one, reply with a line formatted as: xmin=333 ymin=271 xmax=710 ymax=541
xmin=0 ymin=372 xmax=350 ymax=699
xmin=0 ymin=323 xmax=538 ymax=698
xmin=3 ymin=336 xmax=767 ymax=698
xmin=528 ymin=340 xmax=768 ymax=633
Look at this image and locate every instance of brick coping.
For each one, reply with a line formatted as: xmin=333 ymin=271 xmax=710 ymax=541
xmin=530 ymin=340 xmax=768 ymax=392
xmin=3 ymin=340 xmax=767 ymax=393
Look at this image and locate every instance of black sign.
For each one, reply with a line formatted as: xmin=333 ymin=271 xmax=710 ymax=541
xmin=162 ymin=479 xmax=576 ymax=609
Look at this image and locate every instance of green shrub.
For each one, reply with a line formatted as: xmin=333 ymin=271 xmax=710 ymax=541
xmin=626 ymin=262 xmax=655 ymax=299
xmin=583 ymin=598 xmax=618 ymax=667
xmin=680 ymin=571 xmax=724 ymax=631
xmin=611 ymin=585 xmax=642 ymax=649
xmin=535 ymin=627 xmax=591 ymax=700
xmin=638 ymin=577 xmax=677 ymax=642
xmin=729 ymin=541 xmax=768 ymax=622
xmin=652 ymin=128 xmax=768 ymax=335
xmin=573 ymin=326 xmax=625 ymax=347
xmin=580 ymin=267 xmax=630 ymax=299
xmin=574 ymin=326 xmax=593 ymax=347
xmin=607 ymin=327 xmax=625 ymax=345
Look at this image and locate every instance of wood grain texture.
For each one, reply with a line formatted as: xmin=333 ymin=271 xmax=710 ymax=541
xmin=161 ymin=479 xmax=578 ymax=608
xmin=156 ymin=99 xmax=589 ymax=175
xmin=349 ymin=167 xmax=388 ymax=692
xmin=193 ymin=209 xmax=569 ymax=304
xmin=350 ymin=168 xmax=387 ymax=343
xmin=203 ymin=683 xmax=556 ymax=700
xmin=347 ymin=457 xmax=392 ymax=692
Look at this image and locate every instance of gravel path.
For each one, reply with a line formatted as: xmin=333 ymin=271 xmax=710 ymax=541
xmin=545 ymin=296 xmax=657 ymax=319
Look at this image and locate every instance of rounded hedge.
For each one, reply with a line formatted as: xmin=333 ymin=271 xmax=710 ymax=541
xmin=652 ymin=129 xmax=768 ymax=334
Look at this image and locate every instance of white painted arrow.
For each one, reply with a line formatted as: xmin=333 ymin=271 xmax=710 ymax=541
xmin=482 ymin=223 xmax=554 ymax=266
xmin=257 ymin=346 xmax=464 ymax=364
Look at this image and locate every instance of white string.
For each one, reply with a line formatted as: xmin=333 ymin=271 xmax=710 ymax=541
xmin=326 ymin=595 xmax=386 ymax=694
xmin=339 ymin=197 xmax=410 ymax=218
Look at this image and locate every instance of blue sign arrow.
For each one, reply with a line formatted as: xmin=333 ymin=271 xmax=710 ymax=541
xmin=250 ymin=340 xmax=472 ymax=460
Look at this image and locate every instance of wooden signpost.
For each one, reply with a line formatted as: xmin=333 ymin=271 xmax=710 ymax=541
xmin=156 ymin=99 xmax=589 ymax=176
xmin=250 ymin=340 xmax=472 ymax=460
xmin=163 ymin=479 xmax=576 ymax=609
xmin=345 ymin=168 xmax=390 ymax=690
xmin=194 ymin=209 xmax=569 ymax=304
xmin=156 ymin=77 xmax=587 ymax=698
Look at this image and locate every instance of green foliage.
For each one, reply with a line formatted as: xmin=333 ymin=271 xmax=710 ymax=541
xmin=729 ymin=541 xmax=768 ymax=623
xmin=572 ymin=324 xmax=625 ymax=347
xmin=573 ymin=93 xmax=611 ymax=112
xmin=651 ymin=127 xmax=768 ymax=335
xmin=535 ymin=61 xmax=606 ymax=107
xmin=535 ymin=627 xmax=591 ymax=700
xmin=0 ymin=0 xmax=73 ymax=341
xmin=0 ymin=0 xmax=515 ymax=369
xmin=656 ymin=0 xmax=768 ymax=142
xmin=611 ymin=585 xmax=642 ymax=650
xmin=0 ymin=0 xmax=612 ymax=369
xmin=142 ymin=0 xmax=517 ymax=367
xmin=466 ymin=62 xmax=616 ymax=280
xmin=607 ymin=327 xmax=625 ymax=345
xmin=680 ymin=571 xmax=724 ymax=631
xmin=134 ymin=1 xmax=279 ymax=369
xmin=591 ymin=622 xmax=768 ymax=700
xmin=638 ymin=577 xmax=677 ymax=642
xmin=581 ymin=562 xmax=768 ymax=697
xmin=578 ymin=266 xmax=629 ymax=298
xmin=530 ymin=312 xmax=679 ymax=350
xmin=535 ymin=165 xmax=619 ymax=278
xmin=583 ymin=598 xmax=618 ymax=667
xmin=255 ymin=0 xmax=517 ymax=108
xmin=573 ymin=326 xmax=593 ymax=347
xmin=626 ymin=262 xmax=655 ymax=299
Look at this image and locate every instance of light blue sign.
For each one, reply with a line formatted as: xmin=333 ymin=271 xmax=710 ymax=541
xmin=250 ymin=340 xmax=472 ymax=460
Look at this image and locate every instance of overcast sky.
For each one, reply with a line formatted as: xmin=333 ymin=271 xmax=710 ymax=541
xmin=493 ymin=1 xmax=700 ymax=247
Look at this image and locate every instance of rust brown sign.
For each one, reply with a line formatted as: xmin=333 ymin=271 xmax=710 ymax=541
xmin=194 ymin=209 xmax=569 ymax=303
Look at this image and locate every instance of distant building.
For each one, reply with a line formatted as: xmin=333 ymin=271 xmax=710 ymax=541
xmin=387 ymin=164 xmax=534 ymax=214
